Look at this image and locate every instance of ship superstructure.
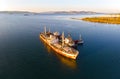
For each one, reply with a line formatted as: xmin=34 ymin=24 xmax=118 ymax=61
xmin=65 ymin=34 xmax=75 ymax=47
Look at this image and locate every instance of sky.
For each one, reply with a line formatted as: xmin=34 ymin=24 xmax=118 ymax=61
xmin=0 ymin=0 xmax=120 ymax=13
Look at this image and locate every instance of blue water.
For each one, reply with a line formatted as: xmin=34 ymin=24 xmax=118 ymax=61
xmin=0 ymin=14 xmax=120 ymax=79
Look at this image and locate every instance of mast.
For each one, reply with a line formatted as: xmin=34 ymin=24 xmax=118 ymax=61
xmin=80 ymin=34 xmax=82 ymax=40
xmin=49 ymin=28 xmax=50 ymax=33
xmin=68 ymin=33 xmax=71 ymax=38
xmin=62 ymin=32 xmax=64 ymax=47
xmin=44 ymin=26 xmax=46 ymax=35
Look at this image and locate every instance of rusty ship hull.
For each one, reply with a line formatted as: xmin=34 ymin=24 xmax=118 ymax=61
xmin=40 ymin=34 xmax=79 ymax=60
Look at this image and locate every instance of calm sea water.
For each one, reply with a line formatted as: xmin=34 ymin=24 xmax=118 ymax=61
xmin=0 ymin=14 xmax=120 ymax=79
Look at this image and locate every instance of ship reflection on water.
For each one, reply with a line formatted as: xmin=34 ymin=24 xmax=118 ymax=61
xmin=41 ymin=40 xmax=77 ymax=70
xmin=55 ymin=53 xmax=77 ymax=70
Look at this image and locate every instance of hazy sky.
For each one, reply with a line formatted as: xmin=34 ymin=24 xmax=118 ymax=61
xmin=0 ymin=0 xmax=120 ymax=13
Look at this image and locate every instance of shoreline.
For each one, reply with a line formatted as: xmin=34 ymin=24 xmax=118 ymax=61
xmin=72 ymin=15 xmax=120 ymax=24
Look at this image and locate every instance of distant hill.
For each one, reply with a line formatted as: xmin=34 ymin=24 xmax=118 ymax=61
xmin=0 ymin=11 xmax=104 ymax=15
xmin=40 ymin=11 xmax=103 ymax=15
xmin=0 ymin=11 xmax=34 ymax=15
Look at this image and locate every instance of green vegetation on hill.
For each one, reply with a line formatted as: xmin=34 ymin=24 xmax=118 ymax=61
xmin=81 ymin=15 xmax=120 ymax=24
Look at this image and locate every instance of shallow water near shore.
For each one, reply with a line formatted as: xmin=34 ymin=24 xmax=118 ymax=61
xmin=0 ymin=14 xmax=120 ymax=79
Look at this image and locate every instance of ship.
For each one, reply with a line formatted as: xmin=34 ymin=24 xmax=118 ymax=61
xmin=40 ymin=27 xmax=79 ymax=60
xmin=74 ymin=34 xmax=84 ymax=45
xmin=78 ymin=34 xmax=84 ymax=44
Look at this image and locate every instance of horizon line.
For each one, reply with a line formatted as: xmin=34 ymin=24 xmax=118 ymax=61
xmin=0 ymin=10 xmax=118 ymax=13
